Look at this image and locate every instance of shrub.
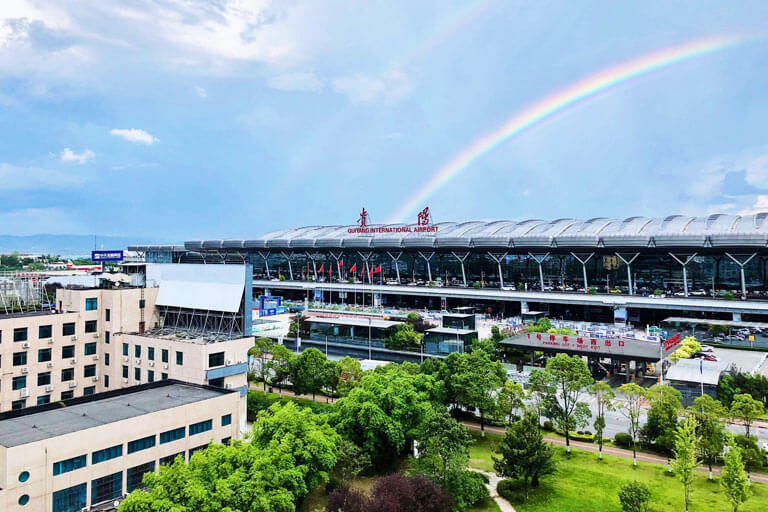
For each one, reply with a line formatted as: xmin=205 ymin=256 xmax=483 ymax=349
xmin=542 ymin=420 xmax=554 ymax=431
xmin=496 ymin=479 xmax=517 ymax=503
xmin=445 ymin=471 xmax=488 ymax=510
xmin=614 ymin=432 xmax=633 ymax=448
xmin=370 ymin=474 xmax=454 ymax=512
xmin=325 ymin=476 xmax=342 ymax=495
xmin=327 ymin=484 xmax=371 ymax=512
xmin=618 ymin=481 xmax=651 ymax=512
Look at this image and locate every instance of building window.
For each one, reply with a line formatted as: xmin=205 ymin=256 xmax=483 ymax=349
xmin=18 ymin=494 xmax=30 ymax=505
xmin=62 ymin=322 xmax=75 ymax=336
xmin=85 ymin=298 xmax=98 ymax=311
xmin=139 ymin=299 xmax=145 ymax=309
xmin=221 ymin=414 xmax=232 ymax=426
xmin=37 ymin=395 xmax=50 ymax=405
xmin=148 ymin=347 xmax=155 ymax=360
xmin=38 ymin=348 xmax=52 ymax=362
xmin=162 ymin=349 xmax=169 ymax=363
xmin=39 ymin=324 xmax=52 ymax=339
xmin=83 ymin=386 xmax=95 ymax=396
xmin=84 ymin=364 xmax=96 ymax=378
xmin=13 ymin=327 xmax=28 ymax=342
xmin=222 ymin=437 xmax=231 ymax=445
xmin=122 ymin=343 xmax=129 ymax=356
xmin=13 ymin=351 xmax=27 ymax=366
xmin=92 ymin=445 xmax=122 ymax=464
xmin=127 ymin=435 xmax=156 ymax=454
xmin=38 ymin=372 xmax=51 ymax=386
xmin=12 ymin=399 xmax=26 ymax=410
xmin=176 ymin=351 xmax=183 ymax=366
xmin=91 ymin=471 xmax=122 ymax=505
xmin=84 ymin=320 xmax=97 ymax=333
xmin=19 ymin=471 xmax=30 ymax=482
xmin=61 ymin=390 xmax=74 ymax=400
xmin=126 ymin=461 xmax=155 ymax=492
xmin=84 ymin=342 xmax=96 ymax=356
xmin=61 ymin=368 xmax=74 ymax=382
xmin=105 ymin=353 xmax=110 ymax=366
xmin=161 ymin=372 xmax=168 ymax=380
xmin=12 ymin=375 xmax=26 ymax=390
xmin=208 ymin=377 xmax=224 ymax=388
xmin=148 ymin=370 xmax=154 ymax=383
xmin=159 ymin=452 xmax=184 ymax=466
xmin=188 ymin=444 xmax=208 ymax=458
xmin=208 ymin=352 xmax=225 ymax=367
xmin=189 ymin=419 xmax=212 ymax=436
xmin=62 ymin=345 xmax=75 ymax=359
xmin=104 ymin=375 xmax=110 ymax=388
xmin=52 ymin=483 xmax=86 ymax=512
xmin=122 ymin=365 xmax=128 ymax=378
xmin=135 ymin=345 xmax=141 ymax=358
xmin=105 ymin=308 xmax=111 ymax=321
xmin=134 ymin=368 xmax=141 ymax=381
xmin=52 ymin=454 xmax=86 ymax=476
xmin=105 ymin=331 xmax=110 ymax=343
xmin=159 ymin=426 xmax=186 ymax=444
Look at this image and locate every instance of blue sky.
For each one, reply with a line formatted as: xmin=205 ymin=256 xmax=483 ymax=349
xmin=1 ymin=0 xmax=768 ymax=240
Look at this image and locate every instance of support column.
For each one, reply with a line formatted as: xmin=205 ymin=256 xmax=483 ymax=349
xmin=615 ymin=252 xmax=640 ymax=295
xmin=280 ymin=251 xmax=294 ymax=281
xmin=305 ymin=252 xmax=318 ymax=281
xmin=357 ymin=251 xmax=373 ymax=283
xmin=725 ymin=253 xmax=757 ymax=300
xmin=570 ymin=252 xmax=595 ymax=293
xmin=528 ymin=252 xmax=550 ymax=292
xmin=257 ymin=251 xmax=271 ymax=279
xmin=668 ymin=253 xmax=697 ymax=297
xmin=329 ymin=251 xmax=344 ymax=282
xmin=451 ymin=252 xmax=470 ymax=287
xmin=418 ymin=251 xmax=435 ymax=283
xmin=487 ymin=252 xmax=508 ymax=288
xmin=386 ymin=251 xmax=403 ymax=284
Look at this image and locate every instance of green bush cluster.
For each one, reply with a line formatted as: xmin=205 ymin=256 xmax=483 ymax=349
xmin=613 ymin=432 xmax=633 ymax=448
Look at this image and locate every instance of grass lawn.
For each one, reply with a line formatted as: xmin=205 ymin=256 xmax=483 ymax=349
xmin=468 ymin=430 xmax=767 ymax=512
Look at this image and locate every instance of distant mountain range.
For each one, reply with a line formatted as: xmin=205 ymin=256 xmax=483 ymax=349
xmin=0 ymin=234 xmax=174 ymax=257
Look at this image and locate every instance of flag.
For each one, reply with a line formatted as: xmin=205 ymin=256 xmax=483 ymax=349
xmin=318 ymin=264 xmax=324 ymax=273
xmin=328 ymin=265 xmax=333 ymax=275
xmin=700 ymin=358 xmax=703 ymax=374
xmin=349 ymin=263 xmax=357 ymax=273
xmin=372 ymin=265 xmax=381 ymax=274
xmin=340 ymin=259 xmax=344 ymax=267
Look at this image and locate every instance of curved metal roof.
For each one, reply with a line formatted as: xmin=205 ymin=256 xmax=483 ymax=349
xmin=183 ymin=214 xmax=768 ymax=251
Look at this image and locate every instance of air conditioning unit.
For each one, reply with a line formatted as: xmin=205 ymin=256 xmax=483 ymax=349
xmin=93 ymin=355 xmax=99 ymax=361
xmin=45 ymin=385 xmax=54 ymax=392
xmin=47 ymin=362 xmax=54 ymax=368
xmin=149 ymin=361 xmax=155 ymax=367
xmin=21 ymin=367 xmax=29 ymax=374
xmin=68 ymin=381 xmax=77 ymax=388
xmin=70 ymin=358 xmax=77 ymax=365
xmin=163 ymin=364 xmax=169 ymax=369
xmin=135 ymin=359 xmax=141 ymax=365
xmin=92 ymin=376 xmax=99 ymax=382
xmin=92 ymin=332 xmax=99 ymax=338
xmin=71 ymin=335 xmax=77 ymax=341
xmin=22 ymin=342 xmax=31 ymax=349
xmin=48 ymin=338 xmax=55 ymax=344
xmin=122 ymin=378 xmax=129 ymax=384
xmin=225 ymin=383 xmax=233 ymax=389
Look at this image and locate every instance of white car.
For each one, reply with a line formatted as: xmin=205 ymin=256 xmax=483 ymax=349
xmin=699 ymin=345 xmax=714 ymax=353
xmin=762 ymin=442 xmax=768 ymax=454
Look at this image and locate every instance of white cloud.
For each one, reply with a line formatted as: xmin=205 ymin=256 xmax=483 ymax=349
xmin=194 ymin=85 xmax=207 ymax=98
xmin=743 ymin=154 xmax=768 ymax=189
xmin=109 ymin=128 xmax=158 ymax=145
xmin=268 ymin=71 xmax=322 ymax=92
xmin=0 ymin=162 xmax=83 ymax=189
xmin=738 ymin=195 xmax=768 ymax=215
xmin=0 ymin=207 xmax=86 ymax=235
xmin=60 ymin=147 xmax=94 ymax=164
xmin=332 ymin=70 xmax=411 ymax=103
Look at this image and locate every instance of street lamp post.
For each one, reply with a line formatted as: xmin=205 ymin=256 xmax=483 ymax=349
xmin=368 ymin=317 xmax=372 ymax=360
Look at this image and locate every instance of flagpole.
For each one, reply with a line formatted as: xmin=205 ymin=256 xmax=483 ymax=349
xmin=700 ymin=356 xmax=704 ymax=397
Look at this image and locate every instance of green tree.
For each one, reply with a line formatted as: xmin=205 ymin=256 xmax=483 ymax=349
xmin=493 ymin=409 xmax=555 ymax=500
xmin=618 ymin=481 xmax=651 ymax=512
xmin=251 ymin=401 xmax=341 ymax=496
xmin=589 ymin=381 xmax=615 ymax=460
xmin=540 ymin=353 xmax=594 ymax=452
xmin=527 ymin=368 xmax=549 ymax=427
xmin=689 ymin=394 xmax=727 ymax=479
xmin=730 ymin=393 xmax=765 ymax=439
xmin=496 ymin=380 xmax=525 ymax=424
xmin=618 ymin=383 xmax=646 ymax=466
xmin=333 ymin=365 xmax=438 ymax=470
xmin=322 ymin=358 xmax=340 ymax=401
xmin=291 ymin=348 xmax=327 ymax=400
xmin=386 ymin=323 xmax=423 ymax=351
xmin=671 ymin=416 xmax=701 ymax=512
xmin=334 ymin=439 xmax=371 ymax=482
xmin=249 ymin=336 xmax=274 ymax=391
xmin=642 ymin=385 xmax=683 ymax=456
xmin=721 ymin=435 xmax=751 ymax=512
xmin=451 ymin=349 xmax=507 ymax=435
xmin=266 ymin=344 xmax=294 ymax=392
xmin=336 ymin=356 xmax=363 ymax=396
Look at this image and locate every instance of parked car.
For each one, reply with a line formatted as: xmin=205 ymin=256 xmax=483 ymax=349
xmin=699 ymin=344 xmax=714 ymax=353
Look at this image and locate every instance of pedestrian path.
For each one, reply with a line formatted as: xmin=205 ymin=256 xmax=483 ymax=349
xmin=468 ymin=468 xmax=516 ymax=512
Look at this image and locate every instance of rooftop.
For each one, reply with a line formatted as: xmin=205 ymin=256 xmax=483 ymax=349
xmin=306 ymin=315 xmax=402 ymax=329
xmin=426 ymin=327 xmax=477 ymax=335
xmin=0 ymin=380 xmax=232 ymax=447
xmin=665 ymin=358 xmax=731 ymax=386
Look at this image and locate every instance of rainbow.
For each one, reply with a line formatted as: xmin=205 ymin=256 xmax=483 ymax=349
xmin=388 ymin=34 xmax=750 ymax=223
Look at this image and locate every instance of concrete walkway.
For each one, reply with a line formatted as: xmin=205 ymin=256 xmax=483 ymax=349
xmin=468 ymin=468 xmax=516 ymax=512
